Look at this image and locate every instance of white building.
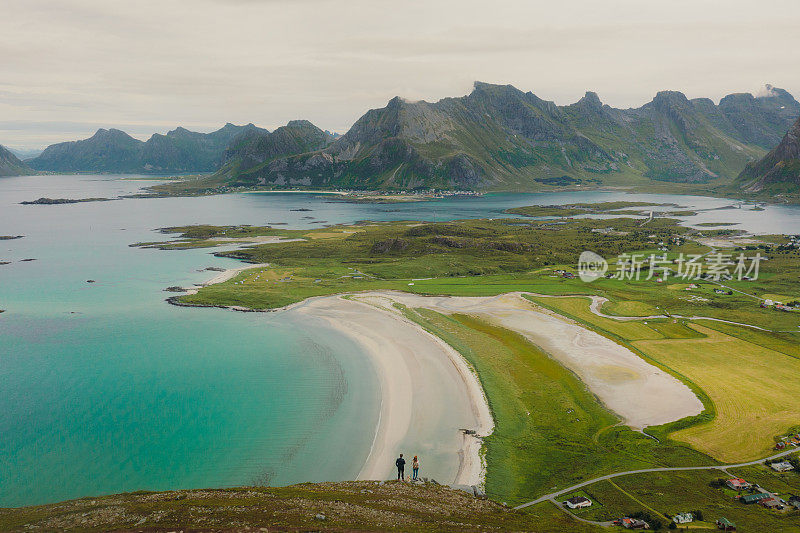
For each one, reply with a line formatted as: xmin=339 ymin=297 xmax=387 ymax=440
xmin=770 ymin=461 xmax=794 ymax=472
xmin=564 ymin=496 xmax=592 ymax=509
xmin=673 ymin=513 xmax=693 ymax=524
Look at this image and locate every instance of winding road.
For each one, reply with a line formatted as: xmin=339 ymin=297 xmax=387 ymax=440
xmin=515 ymin=447 xmax=799 ymax=510
xmin=514 ymin=292 xmax=800 ymax=524
xmin=514 ymin=448 xmax=799 ymax=526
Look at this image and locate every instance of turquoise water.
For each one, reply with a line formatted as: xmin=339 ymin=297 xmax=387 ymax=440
xmin=2 ymin=175 xmax=800 ymax=507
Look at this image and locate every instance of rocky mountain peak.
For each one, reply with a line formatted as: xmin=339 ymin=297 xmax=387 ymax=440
xmin=651 ymin=90 xmax=691 ymax=107
xmin=576 ymin=91 xmax=603 ymax=110
xmin=737 ymin=115 xmax=800 ymax=192
xmin=776 ymin=116 xmax=800 ymax=159
xmin=89 ymin=128 xmax=139 ymax=144
xmin=286 ymin=119 xmax=317 ymax=129
xmin=386 ymin=96 xmax=406 ymax=109
xmin=166 ymin=126 xmax=194 ymax=137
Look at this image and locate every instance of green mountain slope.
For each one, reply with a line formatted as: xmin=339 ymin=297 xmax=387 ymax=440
xmin=217 ymin=82 xmax=798 ymax=191
xmin=736 ymin=116 xmax=800 ymax=197
xmin=28 ymin=123 xmax=265 ymax=173
xmin=0 ymin=144 xmax=35 ymax=177
xmin=217 ymin=120 xmax=336 ymax=186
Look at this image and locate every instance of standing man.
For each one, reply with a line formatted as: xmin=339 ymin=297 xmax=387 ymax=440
xmin=395 ymin=453 xmax=406 ymax=481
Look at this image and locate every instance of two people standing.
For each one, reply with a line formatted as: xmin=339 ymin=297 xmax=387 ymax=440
xmin=395 ymin=453 xmax=420 ymax=481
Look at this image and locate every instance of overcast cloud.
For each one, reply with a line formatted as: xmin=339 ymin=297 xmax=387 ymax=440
xmin=2 ymin=0 xmax=799 ymax=149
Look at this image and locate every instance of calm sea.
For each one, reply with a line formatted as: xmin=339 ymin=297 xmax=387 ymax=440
xmin=2 ymin=174 xmax=799 ymax=507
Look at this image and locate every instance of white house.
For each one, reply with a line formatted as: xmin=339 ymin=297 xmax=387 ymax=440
xmin=770 ymin=461 xmax=794 ymax=472
xmin=673 ymin=513 xmax=693 ymax=524
xmin=564 ymin=496 xmax=592 ymax=509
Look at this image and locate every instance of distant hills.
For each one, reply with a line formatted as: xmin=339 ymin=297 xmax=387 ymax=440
xmin=217 ymin=120 xmax=337 ymax=186
xmin=0 ymin=144 xmax=34 ymax=177
xmin=11 ymin=82 xmax=800 ymax=193
xmin=28 ymin=123 xmax=266 ymax=174
xmin=736 ymin=115 xmax=800 ymax=196
xmin=211 ymin=82 xmax=799 ymax=191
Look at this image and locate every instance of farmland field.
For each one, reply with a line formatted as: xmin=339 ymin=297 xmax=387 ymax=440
xmin=138 ymin=213 xmax=800 ymax=525
xmin=635 ymin=324 xmax=800 ymax=461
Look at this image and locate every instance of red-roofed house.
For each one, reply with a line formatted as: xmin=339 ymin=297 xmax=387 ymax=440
xmin=726 ymin=478 xmax=751 ymax=491
xmin=620 ymin=517 xmax=650 ymax=529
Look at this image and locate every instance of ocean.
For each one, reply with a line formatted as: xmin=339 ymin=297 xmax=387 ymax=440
xmin=2 ymin=174 xmax=799 ymax=507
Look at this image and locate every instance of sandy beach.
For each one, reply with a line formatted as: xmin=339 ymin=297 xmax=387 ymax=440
xmin=345 ymin=291 xmax=703 ymax=429
xmin=183 ymin=263 xmax=271 ymax=294
xmin=281 ymin=289 xmax=704 ymax=489
xmin=207 ymin=236 xmax=305 ymax=245
xmin=181 ymin=281 xmax=702 ymax=484
xmin=292 ymin=295 xmax=494 ymax=487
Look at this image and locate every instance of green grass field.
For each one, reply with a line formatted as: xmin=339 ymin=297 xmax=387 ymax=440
xmin=137 ymin=212 xmax=800 ymax=527
xmin=526 ymin=295 xmax=800 ymax=462
xmin=401 ymin=308 xmax=714 ymax=506
xmin=636 ymin=324 xmax=800 ymax=461
xmin=607 ymin=468 xmax=800 ymax=531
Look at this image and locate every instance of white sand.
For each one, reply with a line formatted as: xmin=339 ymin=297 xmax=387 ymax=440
xmin=199 ymin=286 xmax=702 ymax=484
xmin=694 ymin=236 xmax=764 ymax=248
xmin=292 ymin=295 xmax=494 ymax=486
xmin=184 ymin=263 xmax=270 ymax=294
xmin=208 ymin=236 xmax=305 ymax=245
xmin=348 ymin=291 xmax=703 ymax=429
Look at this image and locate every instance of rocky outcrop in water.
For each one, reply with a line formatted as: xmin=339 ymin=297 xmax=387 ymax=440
xmin=21 ymin=197 xmax=114 ymax=205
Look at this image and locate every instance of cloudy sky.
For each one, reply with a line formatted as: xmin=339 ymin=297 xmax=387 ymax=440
xmin=2 ymin=0 xmax=799 ymax=150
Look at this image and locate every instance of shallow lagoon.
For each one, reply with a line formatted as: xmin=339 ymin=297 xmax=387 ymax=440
xmin=2 ymin=174 xmax=799 ymax=507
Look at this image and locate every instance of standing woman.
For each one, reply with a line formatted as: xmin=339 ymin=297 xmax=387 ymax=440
xmin=412 ymin=456 xmax=420 ymax=481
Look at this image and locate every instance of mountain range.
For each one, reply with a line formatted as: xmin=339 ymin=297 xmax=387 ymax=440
xmin=736 ymin=116 xmax=800 ymax=197
xmin=0 ymin=144 xmax=34 ymax=177
xmin=28 ymin=123 xmax=266 ymax=174
xmin=10 ymin=83 xmax=800 ymax=195
xmin=216 ymin=120 xmax=337 ymax=184
xmin=212 ymin=82 xmax=800 ymax=191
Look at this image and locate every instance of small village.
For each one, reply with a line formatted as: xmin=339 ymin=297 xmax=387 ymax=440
xmin=557 ymin=442 xmax=800 ymax=531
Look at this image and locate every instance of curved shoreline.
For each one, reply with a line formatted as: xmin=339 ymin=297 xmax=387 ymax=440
xmin=292 ymin=294 xmax=494 ymax=487
xmin=165 ymin=265 xmax=702 ymax=482
xmin=167 ymin=264 xmax=496 ymax=486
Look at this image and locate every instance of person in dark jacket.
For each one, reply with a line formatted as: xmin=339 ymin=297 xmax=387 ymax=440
xmin=395 ymin=454 xmax=406 ymax=480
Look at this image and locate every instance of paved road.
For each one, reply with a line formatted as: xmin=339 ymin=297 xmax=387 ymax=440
xmin=585 ymin=295 xmax=776 ymax=330
xmin=543 ymin=293 xmax=796 ymax=333
xmin=514 ymin=448 xmax=799 ymax=510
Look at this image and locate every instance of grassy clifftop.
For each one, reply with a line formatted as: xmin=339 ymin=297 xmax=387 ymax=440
xmin=0 ymin=481 xmax=598 ymax=532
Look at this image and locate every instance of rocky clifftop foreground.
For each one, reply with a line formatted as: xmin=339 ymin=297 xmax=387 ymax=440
xmin=737 ymin=116 xmax=800 ymax=197
xmin=0 ymin=481 xmax=584 ymax=532
xmin=0 ymin=145 xmax=34 ymax=177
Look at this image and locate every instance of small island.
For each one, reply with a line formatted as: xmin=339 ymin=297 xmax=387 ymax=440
xmin=20 ymin=197 xmax=115 ymax=205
